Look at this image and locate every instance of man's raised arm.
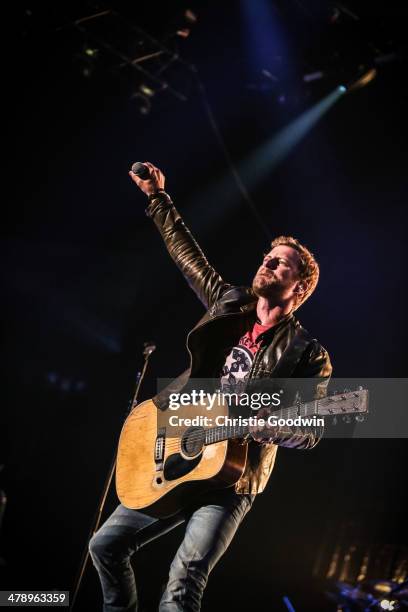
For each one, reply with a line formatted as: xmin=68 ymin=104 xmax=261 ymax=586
xmin=129 ymin=161 xmax=230 ymax=309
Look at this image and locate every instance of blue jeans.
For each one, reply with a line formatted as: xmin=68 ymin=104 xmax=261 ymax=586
xmin=89 ymin=488 xmax=254 ymax=611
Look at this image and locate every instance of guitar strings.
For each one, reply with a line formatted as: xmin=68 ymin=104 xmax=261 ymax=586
xmin=160 ymin=396 xmax=361 ymax=452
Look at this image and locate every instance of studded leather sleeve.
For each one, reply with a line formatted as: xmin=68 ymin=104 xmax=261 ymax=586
xmin=145 ymin=192 xmax=230 ymax=308
xmin=269 ymin=342 xmax=332 ymax=449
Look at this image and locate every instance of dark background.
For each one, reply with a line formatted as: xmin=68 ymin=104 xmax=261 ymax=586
xmin=2 ymin=1 xmax=407 ymax=610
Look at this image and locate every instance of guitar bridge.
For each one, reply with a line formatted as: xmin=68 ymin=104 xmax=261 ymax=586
xmin=154 ymin=428 xmax=166 ymax=471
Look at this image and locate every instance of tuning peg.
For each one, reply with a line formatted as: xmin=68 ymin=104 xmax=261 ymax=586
xmin=332 ymin=416 xmax=337 ymax=426
xmin=343 ymin=388 xmax=350 ymax=393
xmin=342 ymin=415 xmax=352 ymax=424
xmin=355 ymin=414 xmax=365 ymax=422
xmin=332 ymin=390 xmax=338 ymax=396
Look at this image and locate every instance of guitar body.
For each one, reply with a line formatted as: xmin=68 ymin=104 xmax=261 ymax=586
xmin=115 ymin=399 xmax=248 ymax=518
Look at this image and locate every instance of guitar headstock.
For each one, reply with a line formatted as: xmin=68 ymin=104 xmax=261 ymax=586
xmin=317 ymin=388 xmax=369 ymax=417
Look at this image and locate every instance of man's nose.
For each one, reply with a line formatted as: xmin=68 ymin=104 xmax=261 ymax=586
xmin=264 ymin=257 xmax=279 ymax=270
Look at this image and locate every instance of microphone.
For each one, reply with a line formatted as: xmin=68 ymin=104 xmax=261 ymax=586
xmin=131 ymin=162 xmax=151 ymax=180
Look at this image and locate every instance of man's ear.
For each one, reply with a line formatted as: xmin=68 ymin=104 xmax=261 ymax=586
xmin=295 ymin=281 xmax=306 ymax=294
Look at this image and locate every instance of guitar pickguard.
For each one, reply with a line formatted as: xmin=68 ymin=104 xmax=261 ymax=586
xmin=163 ymin=452 xmax=202 ymax=481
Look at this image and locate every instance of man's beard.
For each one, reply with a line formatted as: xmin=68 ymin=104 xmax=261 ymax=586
xmin=252 ymin=270 xmax=283 ymax=299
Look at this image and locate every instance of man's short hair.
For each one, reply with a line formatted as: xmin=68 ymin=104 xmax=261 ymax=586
xmin=271 ymin=235 xmax=320 ymax=310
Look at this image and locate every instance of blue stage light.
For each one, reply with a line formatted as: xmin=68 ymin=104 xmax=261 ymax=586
xmin=237 ymin=86 xmax=345 ymax=187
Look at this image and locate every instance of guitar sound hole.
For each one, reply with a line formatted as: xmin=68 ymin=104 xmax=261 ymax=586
xmin=181 ymin=427 xmax=205 ymax=458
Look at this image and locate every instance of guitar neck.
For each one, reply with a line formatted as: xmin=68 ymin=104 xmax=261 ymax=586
xmin=205 ymin=423 xmax=249 ymax=445
xmin=204 ymin=401 xmax=317 ymax=446
xmin=203 ymin=389 xmax=367 ymax=446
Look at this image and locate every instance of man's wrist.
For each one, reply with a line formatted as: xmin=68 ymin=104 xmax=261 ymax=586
xmin=145 ymin=190 xmax=173 ymax=218
xmin=147 ymin=189 xmax=167 ymax=202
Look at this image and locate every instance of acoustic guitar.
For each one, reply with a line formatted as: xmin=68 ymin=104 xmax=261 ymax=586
xmin=115 ymin=388 xmax=368 ymax=517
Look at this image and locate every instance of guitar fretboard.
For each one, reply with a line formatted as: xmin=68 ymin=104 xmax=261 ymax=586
xmin=203 ymin=392 xmax=365 ymax=445
xmin=203 ymin=402 xmax=318 ymax=445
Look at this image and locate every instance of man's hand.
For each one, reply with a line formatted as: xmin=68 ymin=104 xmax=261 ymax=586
xmin=249 ymin=407 xmax=278 ymax=444
xmin=129 ymin=161 xmax=165 ymax=196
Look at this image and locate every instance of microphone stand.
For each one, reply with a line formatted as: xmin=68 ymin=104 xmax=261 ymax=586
xmin=70 ymin=342 xmax=156 ymax=610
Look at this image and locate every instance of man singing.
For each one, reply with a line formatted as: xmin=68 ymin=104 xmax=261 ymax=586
xmin=89 ymin=161 xmax=332 ymax=611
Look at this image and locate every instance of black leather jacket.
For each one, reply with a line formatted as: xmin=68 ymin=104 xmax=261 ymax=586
xmin=146 ymin=191 xmax=332 ymax=494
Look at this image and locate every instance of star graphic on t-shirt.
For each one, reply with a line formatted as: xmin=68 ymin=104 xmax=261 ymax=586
xmin=220 ymin=345 xmax=254 ymax=394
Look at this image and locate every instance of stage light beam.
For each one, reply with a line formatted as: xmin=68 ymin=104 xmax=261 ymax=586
xmin=187 ymin=86 xmax=346 ymax=234
xmin=237 ymin=86 xmax=346 ymax=190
